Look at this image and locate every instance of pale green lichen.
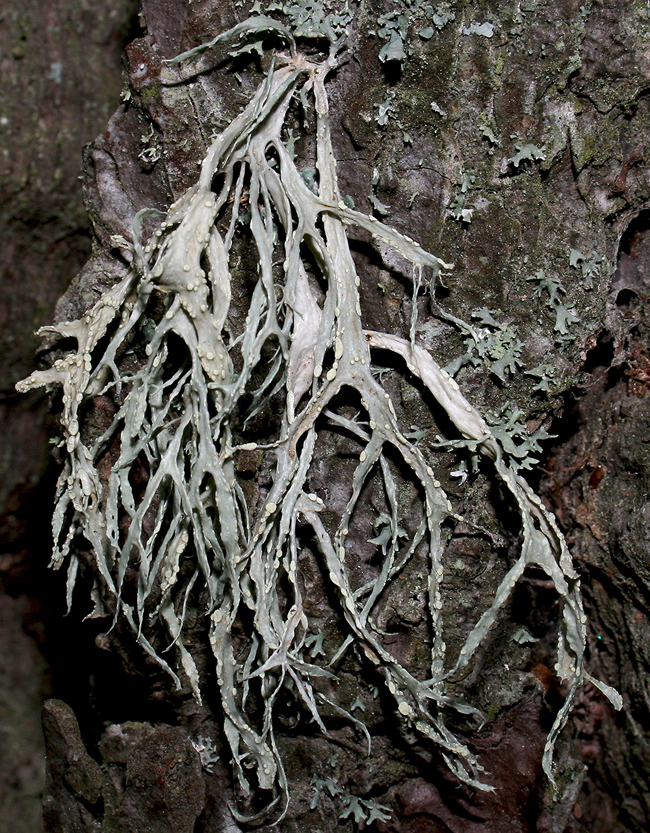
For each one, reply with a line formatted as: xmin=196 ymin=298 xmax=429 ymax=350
xmin=462 ymin=22 xmax=495 ymax=38
xmin=569 ymin=247 xmax=602 ymax=290
xmin=310 ymin=775 xmax=342 ymax=809
xmin=372 ymin=0 xmax=456 ymax=66
xmin=192 ymin=735 xmax=221 ymax=773
xmin=508 ymin=142 xmax=546 ymax=169
xmin=18 ymin=15 xmax=621 ymax=824
xmin=527 ymin=268 xmax=580 ymax=341
xmin=443 ymin=308 xmax=523 ymax=382
xmin=449 ymin=170 xmax=476 ymax=224
xmin=340 ymin=795 xmax=391 ymax=825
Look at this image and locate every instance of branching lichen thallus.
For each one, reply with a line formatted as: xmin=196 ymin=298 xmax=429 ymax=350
xmin=17 ymin=18 xmax=621 ymax=823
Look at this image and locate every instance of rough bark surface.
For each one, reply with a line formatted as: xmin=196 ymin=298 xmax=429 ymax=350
xmin=0 ymin=2 xmax=138 ymax=830
xmin=9 ymin=1 xmax=650 ymax=832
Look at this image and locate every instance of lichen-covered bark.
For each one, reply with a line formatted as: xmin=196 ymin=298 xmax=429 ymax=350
xmin=540 ymin=255 xmax=650 ymax=833
xmin=17 ymin=1 xmax=650 ymax=832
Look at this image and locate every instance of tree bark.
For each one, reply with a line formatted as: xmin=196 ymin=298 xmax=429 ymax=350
xmin=0 ymin=2 xmax=137 ymax=831
xmin=8 ymin=1 xmax=650 ymax=832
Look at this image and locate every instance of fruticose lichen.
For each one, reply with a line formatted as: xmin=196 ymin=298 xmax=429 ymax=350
xmin=18 ymin=15 xmax=621 ymax=824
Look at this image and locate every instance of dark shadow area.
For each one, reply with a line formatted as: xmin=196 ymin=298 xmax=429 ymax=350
xmin=612 ymin=208 xmax=650 ymax=299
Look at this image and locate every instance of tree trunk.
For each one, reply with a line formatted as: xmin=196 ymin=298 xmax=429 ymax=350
xmin=0 ymin=2 xmax=137 ymax=831
xmin=7 ymin=1 xmax=650 ymax=832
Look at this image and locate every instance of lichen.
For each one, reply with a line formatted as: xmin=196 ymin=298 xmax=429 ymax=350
xmin=17 ymin=13 xmax=621 ymax=824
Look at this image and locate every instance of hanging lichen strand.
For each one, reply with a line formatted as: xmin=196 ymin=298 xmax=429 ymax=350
xmin=17 ymin=18 xmax=620 ymax=824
